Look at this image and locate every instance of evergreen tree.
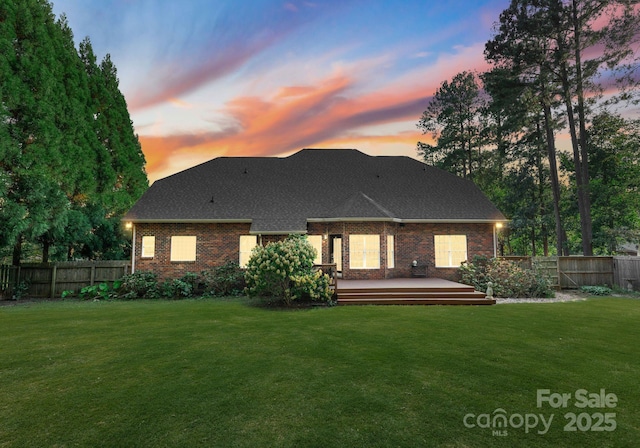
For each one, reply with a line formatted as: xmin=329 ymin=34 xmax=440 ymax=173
xmin=585 ymin=113 xmax=640 ymax=253
xmin=0 ymin=0 xmax=148 ymax=264
xmin=485 ymin=0 xmax=640 ymax=255
xmin=0 ymin=0 xmax=68 ymax=263
xmin=417 ymin=71 xmax=485 ymax=180
xmin=97 ymin=54 xmax=148 ymax=216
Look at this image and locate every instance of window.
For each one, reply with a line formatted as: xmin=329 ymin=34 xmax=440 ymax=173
xmin=349 ymin=234 xmax=380 ymax=269
xmin=307 ymin=235 xmax=323 ymax=265
xmin=387 ymin=235 xmax=395 ymax=269
xmin=170 ymin=236 xmax=197 ymax=262
xmin=434 ymin=235 xmax=467 ymax=267
xmin=141 ymin=236 xmax=155 ymax=258
xmin=239 ymin=235 xmax=258 ymax=268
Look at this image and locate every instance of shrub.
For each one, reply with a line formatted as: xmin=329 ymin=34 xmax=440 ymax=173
xmin=459 ymin=256 xmax=554 ymax=298
xmin=12 ymin=281 xmax=29 ymax=300
xmin=290 ymin=269 xmax=333 ymax=303
xmin=79 ymin=282 xmax=120 ymax=301
xmin=160 ymin=279 xmax=192 ymax=299
xmin=201 ymin=262 xmax=246 ymax=296
xmin=244 ymin=235 xmax=333 ymax=305
xmin=160 ymin=272 xmax=199 ymax=300
xmin=580 ymin=285 xmax=612 ymax=296
xmin=118 ymin=271 xmax=160 ymax=300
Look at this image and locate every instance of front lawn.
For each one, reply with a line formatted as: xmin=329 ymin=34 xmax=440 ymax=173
xmin=1 ymin=298 xmax=638 ymax=447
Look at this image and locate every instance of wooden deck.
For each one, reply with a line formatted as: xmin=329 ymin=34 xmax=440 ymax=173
xmin=336 ymin=278 xmax=494 ymax=305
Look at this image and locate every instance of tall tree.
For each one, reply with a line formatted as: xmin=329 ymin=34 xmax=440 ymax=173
xmin=417 ymin=71 xmax=485 ymax=180
xmin=0 ymin=0 xmax=69 ymax=263
xmin=1 ymin=0 xmax=148 ymax=263
xmin=586 ymin=112 xmax=640 ymax=253
xmin=80 ymin=39 xmax=147 ymax=217
xmin=485 ymin=0 xmax=640 ymax=255
xmin=485 ymin=2 xmax=570 ymax=255
xmin=483 ymin=68 xmax=558 ymax=255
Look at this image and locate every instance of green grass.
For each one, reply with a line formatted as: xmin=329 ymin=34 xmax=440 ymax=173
xmin=1 ymin=298 xmax=639 ymax=447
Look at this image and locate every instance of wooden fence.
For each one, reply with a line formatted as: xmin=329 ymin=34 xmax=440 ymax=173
xmin=502 ymin=256 xmax=639 ymax=291
xmin=2 ymin=257 xmax=638 ymax=299
xmin=0 ymin=261 xmax=131 ymax=299
xmin=614 ymin=257 xmax=640 ymax=291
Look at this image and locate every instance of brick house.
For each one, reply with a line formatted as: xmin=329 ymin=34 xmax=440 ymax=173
xmin=124 ymin=149 xmax=506 ymax=281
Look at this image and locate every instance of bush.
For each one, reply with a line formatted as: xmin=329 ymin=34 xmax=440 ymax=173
xmin=201 ymin=262 xmax=246 ymax=296
xmin=580 ymin=285 xmax=612 ymax=296
xmin=79 ymin=282 xmax=120 ymax=301
xmin=118 ymin=271 xmax=160 ymax=300
xmin=244 ymin=235 xmax=333 ymax=305
xmin=459 ymin=256 xmax=554 ymax=298
xmin=160 ymin=272 xmax=199 ymax=300
xmin=290 ymin=269 xmax=333 ymax=303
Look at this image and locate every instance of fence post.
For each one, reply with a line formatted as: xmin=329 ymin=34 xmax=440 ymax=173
xmin=90 ymin=265 xmax=96 ymax=286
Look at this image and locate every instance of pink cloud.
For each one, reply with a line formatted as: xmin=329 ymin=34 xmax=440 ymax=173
xmin=137 ymin=42 xmax=496 ymax=182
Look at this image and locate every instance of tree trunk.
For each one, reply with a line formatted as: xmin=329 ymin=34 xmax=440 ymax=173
xmin=542 ymin=103 xmax=567 ymax=256
xmin=42 ymin=240 xmax=50 ymax=263
xmin=559 ymin=61 xmax=592 ymax=256
xmin=535 ymin=125 xmax=549 ymax=257
xmin=571 ymin=0 xmax=593 ymax=255
xmin=12 ymin=237 xmax=22 ymax=266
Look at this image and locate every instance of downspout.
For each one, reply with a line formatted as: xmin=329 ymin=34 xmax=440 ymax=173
xmin=493 ymin=224 xmax=497 ymax=259
xmin=493 ymin=223 xmax=504 ymax=258
xmin=131 ymin=223 xmax=136 ymax=274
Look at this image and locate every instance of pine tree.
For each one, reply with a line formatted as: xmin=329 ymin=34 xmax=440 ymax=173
xmin=1 ymin=0 xmax=148 ymax=263
xmin=0 ymin=0 xmax=69 ymax=263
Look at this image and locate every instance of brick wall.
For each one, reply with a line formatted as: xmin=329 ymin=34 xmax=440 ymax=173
xmin=393 ymin=222 xmax=494 ymax=281
xmin=133 ymin=221 xmax=495 ymax=281
xmin=133 ymin=222 xmax=252 ymax=280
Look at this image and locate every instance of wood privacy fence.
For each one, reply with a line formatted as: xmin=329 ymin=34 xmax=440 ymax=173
xmin=0 ymin=261 xmax=131 ymax=299
xmin=502 ymin=256 xmax=640 ymax=291
xmin=614 ymin=257 xmax=640 ymax=291
xmin=2 ymin=257 xmax=639 ymax=299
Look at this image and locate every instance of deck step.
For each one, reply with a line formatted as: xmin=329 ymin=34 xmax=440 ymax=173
xmin=335 ymin=278 xmax=493 ymax=306
xmin=338 ymin=297 xmax=496 ymax=306
xmin=338 ymin=292 xmax=488 ymax=300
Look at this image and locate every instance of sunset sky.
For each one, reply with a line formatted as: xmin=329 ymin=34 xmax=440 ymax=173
xmin=51 ymin=0 xmax=511 ymax=184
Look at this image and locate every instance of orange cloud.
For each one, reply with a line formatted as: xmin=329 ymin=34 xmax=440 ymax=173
xmin=139 ymin=72 xmax=433 ymax=182
xmin=137 ymin=44 xmax=496 ymax=183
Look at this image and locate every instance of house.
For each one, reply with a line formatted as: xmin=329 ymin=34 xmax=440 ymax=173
xmin=124 ymin=149 xmax=507 ymax=281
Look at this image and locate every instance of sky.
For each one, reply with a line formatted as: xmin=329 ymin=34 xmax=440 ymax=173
xmin=51 ymin=0 xmax=512 ymax=184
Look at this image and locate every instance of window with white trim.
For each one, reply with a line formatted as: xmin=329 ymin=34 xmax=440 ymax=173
xmin=141 ymin=236 xmax=155 ymax=258
xmin=387 ymin=235 xmax=395 ymax=269
xmin=170 ymin=236 xmax=197 ymax=262
xmin=239 ymin=235 xmax=258 ymax=268
xmin=349 ymin=234 xmax=380 ymax=269
xmin=434 ymin=235 xmax=467 ymax=267
xmin=307 ymin=235 xmax=323 ymax=265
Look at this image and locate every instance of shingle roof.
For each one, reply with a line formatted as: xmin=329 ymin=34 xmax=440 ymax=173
xmin=124 ymin=149 xmax=506 ymax=233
